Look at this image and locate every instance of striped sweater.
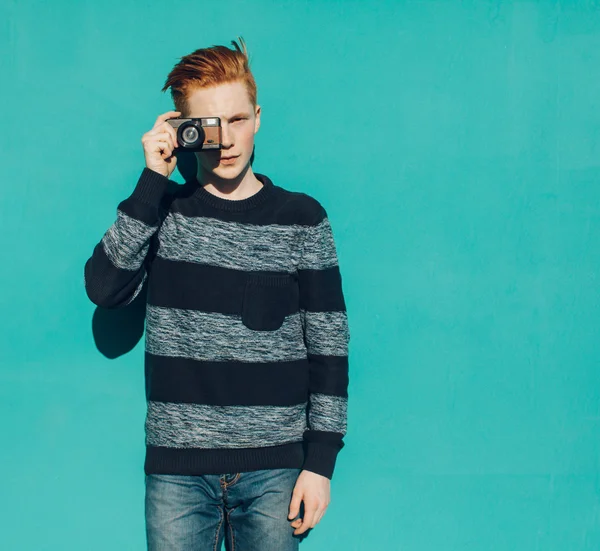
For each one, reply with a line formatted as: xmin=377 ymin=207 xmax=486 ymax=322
xmin=84 ymin=168 xmax=350 ymax=479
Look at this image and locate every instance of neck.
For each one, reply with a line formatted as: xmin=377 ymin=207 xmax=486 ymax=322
xmin=195 ymin=160 xmax=263 ymax=200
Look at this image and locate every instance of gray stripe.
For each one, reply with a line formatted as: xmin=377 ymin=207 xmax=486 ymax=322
xmin=309 ymin=393 xmax=347 ymax=434
xmin=145 ymin=305 xmax=307 ymax=363
xmin=298 ymin=218 xmax=339 ymax=270
xmin=102 ymin=210 xmax=155 ymax=270
xmin=156 ymin=212 xmax=305 ymax=272
xmin=145 ymin=401 xmax=308 ymax=448
xmin=301 ymin=310 xmax=349 ymax=356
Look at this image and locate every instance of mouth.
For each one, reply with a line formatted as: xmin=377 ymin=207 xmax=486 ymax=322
xmin=219 ymin=155 xmax=239 ymax=165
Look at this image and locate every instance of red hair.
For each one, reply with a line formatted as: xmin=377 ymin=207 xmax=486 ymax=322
xmin=161 ymin=37 xmax=257 ymax=116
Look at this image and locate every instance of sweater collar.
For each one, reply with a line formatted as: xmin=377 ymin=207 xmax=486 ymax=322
xmin=190 ymin=173 xmax=274 ymax=212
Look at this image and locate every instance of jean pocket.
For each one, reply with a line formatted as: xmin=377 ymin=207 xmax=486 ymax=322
xmin=241 ymin=272 xmax=296 ymax=331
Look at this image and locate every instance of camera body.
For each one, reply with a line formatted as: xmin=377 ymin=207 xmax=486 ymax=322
xmin=167 ymin=117 xmax=222 ymax=151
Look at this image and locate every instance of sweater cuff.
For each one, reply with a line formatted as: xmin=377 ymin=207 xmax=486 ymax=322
xmin=301 ymin=441 xmax=341 ymax=480
xmin=130 ymin=168 xmax=170 ymax=206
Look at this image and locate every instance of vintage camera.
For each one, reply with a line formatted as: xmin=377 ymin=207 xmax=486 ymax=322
xmin=166 ymin=117 xmax=222 ymax=151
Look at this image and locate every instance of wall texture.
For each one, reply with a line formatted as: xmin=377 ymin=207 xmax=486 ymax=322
xmin=2 ymin=0 xmax=600 ymax=549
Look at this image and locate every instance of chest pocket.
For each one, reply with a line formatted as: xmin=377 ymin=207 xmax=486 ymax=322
xmin=241 ymin=272 xmax=298 ymax=331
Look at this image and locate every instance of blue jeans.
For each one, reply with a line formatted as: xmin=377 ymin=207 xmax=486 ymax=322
xmin=145 ymin=468 xmax=304 ymax=551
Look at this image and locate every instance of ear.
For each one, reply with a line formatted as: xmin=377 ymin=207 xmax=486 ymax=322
xmin=254 ymin=104 xmax=261 ymax=134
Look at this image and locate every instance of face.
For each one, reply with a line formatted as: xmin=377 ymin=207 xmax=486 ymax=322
xmin=186 ymin=80 xmax=261 ymax=180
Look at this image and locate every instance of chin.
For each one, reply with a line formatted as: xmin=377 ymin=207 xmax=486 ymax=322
xmin=213 ymin=160 xmax=247 ymax=179
xmin=213 ymin=166 xmax=243 ymax=180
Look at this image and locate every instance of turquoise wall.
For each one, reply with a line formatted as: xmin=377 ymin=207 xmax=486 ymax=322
xmin=3 ymin=0 xmax=600 ymax=549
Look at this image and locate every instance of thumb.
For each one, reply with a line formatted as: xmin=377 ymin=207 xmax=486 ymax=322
xmin=288 ymin=490 xmax=303 ymax=519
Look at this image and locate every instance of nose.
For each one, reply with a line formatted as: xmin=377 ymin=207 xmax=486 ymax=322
xmin=220 ymin=123 xmax=233 ymax=148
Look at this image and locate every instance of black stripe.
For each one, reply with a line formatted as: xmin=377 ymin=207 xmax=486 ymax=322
xmin=307 ymin=354 xmax=349 ymax=396
xmin=147 ymin=256 xmax=300 ymax=315
xmin=117 ymin=198 xmax=163 ymax=227
xmin=84 ymin=242 xmax=145 ymax=308
xmin=169 ymin=182 xmax=326 ymax=226
xmin=146 ymin=352 xmax=309 ymax=406
xmin=145 ymin=441 xmax=305 ymax=475
xmin=298 ymin=267 xmax=347 ymax=311
xmin=303 ymin=429 xmax=345 ymax=448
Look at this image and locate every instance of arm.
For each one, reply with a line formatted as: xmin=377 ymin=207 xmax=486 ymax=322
xmin=83 ymin=168 xmax=170 ymax=308
xmin=298 ymin=203 xmax=350 ymax=480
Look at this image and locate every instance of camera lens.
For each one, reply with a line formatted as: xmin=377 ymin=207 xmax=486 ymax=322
xmin=182 ymin=126 xmax=199 ymax=144
xmin=178 ymin=121 xmax=206 ymax=149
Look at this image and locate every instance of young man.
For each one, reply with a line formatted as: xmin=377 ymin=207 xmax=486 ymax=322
xmin=84 ymin=37 xmax=350 ymax=551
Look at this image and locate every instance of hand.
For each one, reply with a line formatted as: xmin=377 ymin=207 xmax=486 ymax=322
xmin=288 ymin=470 xmax=330 ymax=535
xmin=141 ymin=110 xmax=181 ymax=178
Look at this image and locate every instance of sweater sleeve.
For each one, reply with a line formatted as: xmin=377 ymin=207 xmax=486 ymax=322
xmin=84 ymin=168 xmax=171 ymax=309
xmin=298 ymin=203 xmax=350 ymax=480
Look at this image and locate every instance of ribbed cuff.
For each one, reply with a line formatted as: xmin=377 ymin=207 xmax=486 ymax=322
xmin=301 ymin=441 xmax=341 ymax=480
xmin=130 ymin=167 xmax=170 ymax=206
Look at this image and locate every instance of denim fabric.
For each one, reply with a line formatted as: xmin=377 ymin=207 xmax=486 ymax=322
xmin=145 ymin=468 xmax=304 ymax=551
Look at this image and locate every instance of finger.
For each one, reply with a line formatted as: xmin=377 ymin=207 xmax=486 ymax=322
xmin=151 ymin=112 xmax=180 ymax=135
xmin=161 ymin=121 xmax=179 ymax=148
xmin=307 ymin=505 xmax=321 ymax=529
xmin=154 ymin=110 xmax=181 ymax=129
xmin=160 ymin=131 xmax=176 ymax=152
xmin=144 ymin=129 xmax=175 ymax=152
xmin=154 ymin=140 xmax=173 ymax=159
xmin=313 ymin=508 xmax=325 ymax=527
xmin=294 ymin=503 xmax=317 ymax=535
xmin=155 ymin=141 xmax=173 ymax=159
xmin=150 ymin=132 xmax=175 ymax=153
xmin=288 ymin=492 xmax=302 ymax=520
xmin=309 ymin=502 xmax=325 ymax=528
xmin=294 ymin=517 xmax=312 ymax=535
xmin=147 ymin=124 xmax=178 ymax=148
xmin=147 ymin=130 xmax=174 ymax=145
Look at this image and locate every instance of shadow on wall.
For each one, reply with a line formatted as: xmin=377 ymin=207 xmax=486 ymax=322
xmin=91 ymin=281 xmax=148 ymax=359
xmin=89 ymin=147 xmax=256 ymax=359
